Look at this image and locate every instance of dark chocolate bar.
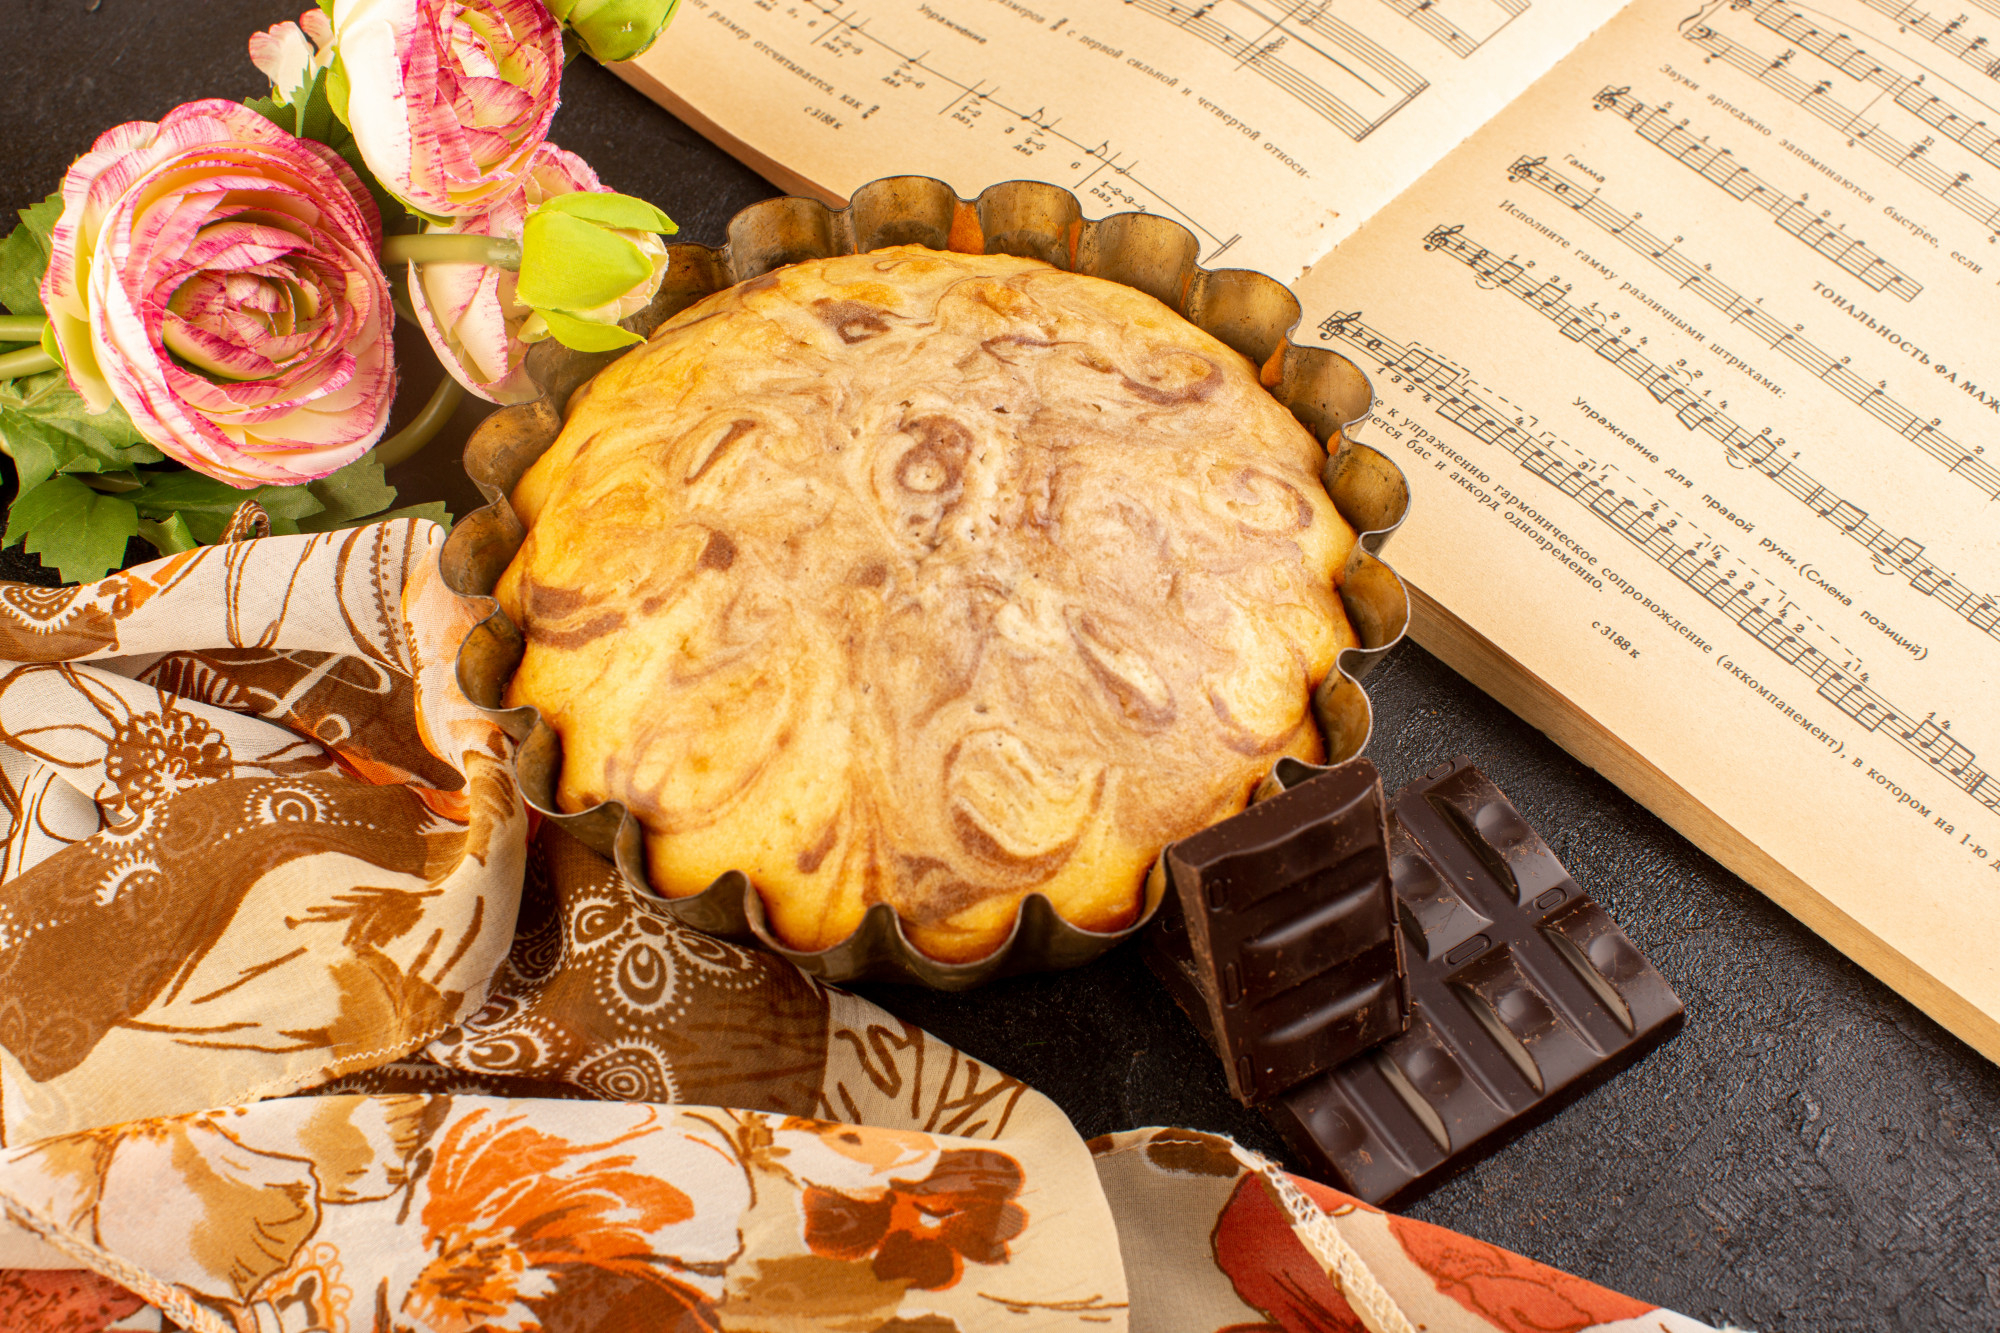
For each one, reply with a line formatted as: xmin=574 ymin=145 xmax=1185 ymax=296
xmin=1264 ymin=758 xmax=1684 ymax=1207
xmin=1143 ymin=757 xmax=1408 ymax=1105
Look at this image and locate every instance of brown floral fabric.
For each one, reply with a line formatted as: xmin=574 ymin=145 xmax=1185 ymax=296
xmin=0 ymin=525 xmax=1727 ymax=1333
xmin=0 ymin=524 xmax=522 ymax=1144
xmin=425 ymin=822 xmax=833 ymax=1112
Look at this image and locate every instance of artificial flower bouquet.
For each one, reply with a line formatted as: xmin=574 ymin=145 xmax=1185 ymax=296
xmin=0 ymin=0 xmax=682 ymax=584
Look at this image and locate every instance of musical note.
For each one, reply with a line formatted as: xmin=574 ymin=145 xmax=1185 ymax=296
xmin=1594 ymin=90 xmax=1923 ymax=301
xmin=1414 ymin=221 xmax=2000 ymax=650
xmin=1120 ymin=0 xmax=1428 ymax=139
xmin=1508 ymin=155 xmax=2000 ymax=504
xmin=1836 ymin=0 xmax=2000 ymax=97
xmin=1319 ymin=305 xmax=2000 ymax=812
xmin=1686 ymin=13 xmax=2000 ymax=235
xmin=1376 ymin=0 xmax=1527 ymax=58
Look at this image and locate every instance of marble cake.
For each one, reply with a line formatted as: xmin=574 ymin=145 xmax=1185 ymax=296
xmin=496 ymin=246 xmax=1359 ymax=961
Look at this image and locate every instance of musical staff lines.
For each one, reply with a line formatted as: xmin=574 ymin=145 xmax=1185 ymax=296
xmin=1684 ymin=6 xmax=2000 ymax=234
xmin=1750 ymin=0 xmax=2000 ymax=122
xmin=1123 ymin=0 xmax=1427 ymax=140
xmin=1419 ymin=221 xmax=2000 ymax=648
xmin=771 ymin=0 xmax=1242 ymax=256
xmin=1506 ymin=154 xmax=2000 ymax=501
xmin=1593 ymin=85 xmax=1921 ymax=299
xmin=1316 ymin=308 xmax=2000 ymax=815
xmin=1853 ymin=0 xmax=2000 ymax=90
xmin=1377 ymin=0 xmax=1528 ymax=58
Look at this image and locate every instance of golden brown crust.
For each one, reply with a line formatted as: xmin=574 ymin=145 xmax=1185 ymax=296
xmin=497 ymin=247 xmax=1358 ymax=961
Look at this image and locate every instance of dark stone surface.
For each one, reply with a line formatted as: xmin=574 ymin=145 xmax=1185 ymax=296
xmin=6 ymin=5 xmax=1997 ymax=1328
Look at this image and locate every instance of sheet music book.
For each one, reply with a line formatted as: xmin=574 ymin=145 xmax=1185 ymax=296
xmin=618 ymin=0 xmax=2000 ymax=1060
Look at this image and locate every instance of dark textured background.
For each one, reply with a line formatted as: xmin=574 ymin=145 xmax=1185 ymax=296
xmin=6 ymin=4 xmax=1997 ymax=1328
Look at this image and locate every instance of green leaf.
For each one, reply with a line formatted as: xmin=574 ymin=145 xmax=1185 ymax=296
xmin=0 ymin=230 xmax=47 ymax=319
xmin=518 ymin=211 xmax=651 ymax=311
xmin=296 ymin=450 xmax=397 ymax=531
xmin=244 ymin=92 xmax=292 ymax=130
xmin=0 ymin=373 xmax=163 ymax=478
xmin=126 ymin=470 xmax=325 ymax=543
xmin=0 ymin=191 xmax=64 ymax=318
xmin=294 ymin=66 xmax=338 ymax=144
xmin=16 ymin=193 xmax=60 ymax=256
xmin=539 ymin=191 xmax=677 ymax=234
xmin=136 ymin=512 xmax=198 ymax=556
xmin=1 ymin=406 xmax=78 ymax=491
xmin=4 ymin=475 xmax=139 ymax=583
xmin=538 ymin=308 xmax=644 ymax=351
xmin=252 ymin=484 xmax=325 ymax=530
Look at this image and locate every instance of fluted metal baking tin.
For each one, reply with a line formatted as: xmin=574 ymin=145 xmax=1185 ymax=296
xmin=441 ymin=175 xmax=1412 ymax=989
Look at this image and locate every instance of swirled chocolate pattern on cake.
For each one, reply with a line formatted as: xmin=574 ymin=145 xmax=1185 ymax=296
xmin=497 ymin=247 xmax=1358 ymax=962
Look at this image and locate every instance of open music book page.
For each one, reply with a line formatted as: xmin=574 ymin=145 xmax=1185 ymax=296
xmin=1293 ymin=0 xmax=2000 ymax=1057
xmin=616 ymin=0 xmax=1626 ymax=279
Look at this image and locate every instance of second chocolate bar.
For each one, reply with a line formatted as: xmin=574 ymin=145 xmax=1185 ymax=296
xmin=1264 ymin=759 xmax=1685 ymax=1207
xmin=1146 ymin=758 xmax=1408 ymax=1105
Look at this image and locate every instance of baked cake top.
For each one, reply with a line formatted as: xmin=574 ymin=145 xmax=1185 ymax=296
xmin=497 ymin=246 xmax=1358 ymax=961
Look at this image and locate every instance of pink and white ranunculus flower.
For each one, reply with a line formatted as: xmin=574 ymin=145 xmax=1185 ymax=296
xmin=248 ymin=8 xmax=336 ymax=106
xmin=40 ymin=99 xmax=396 ymax=488
xmin=407 ymin=142 xmax=590 ymax=404
xmin=330 ymin=0 xmax=562 ymax=218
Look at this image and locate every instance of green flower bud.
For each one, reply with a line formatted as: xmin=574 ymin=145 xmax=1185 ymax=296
xmin=515 ymin=191 xmax=678 ymax=352
xmin=546 ymin=0 xmax=683 ymax=63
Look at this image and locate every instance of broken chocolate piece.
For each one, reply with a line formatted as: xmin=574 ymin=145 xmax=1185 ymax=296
xmin=1143 ymin=757 xmax=1408 ymax=1105
xmin=1264 ymin=758 xmax=1685 ymax=1207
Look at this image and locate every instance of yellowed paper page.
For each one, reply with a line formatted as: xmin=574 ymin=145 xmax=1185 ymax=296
xmin=1296 ymin=0 xmax=2000 ymax=1056
xmin=618 ymin=0 xmax=1626 ymax=278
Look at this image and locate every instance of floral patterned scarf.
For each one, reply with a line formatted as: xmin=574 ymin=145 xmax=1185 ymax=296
xmin=0 ymin=522 xmax=1730 ymax=1333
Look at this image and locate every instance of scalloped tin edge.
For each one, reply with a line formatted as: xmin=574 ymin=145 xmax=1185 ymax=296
xmin=439 ymin=174 xmax=1411 ymax=989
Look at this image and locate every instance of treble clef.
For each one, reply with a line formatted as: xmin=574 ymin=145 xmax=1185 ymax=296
xmin=1318 ymin=310 xmax=1361 ymax=341
xmin=1507 ymin=155 xmax=1546 ymax=182
xmin=1423 ymin=224 xmax=1465 ymax=252
xmin=1593 ymin=85 xmax=1631 ymax=110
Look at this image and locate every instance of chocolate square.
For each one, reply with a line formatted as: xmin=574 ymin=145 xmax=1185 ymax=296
xmin=1144 ymin=757 xmax=1409 ymax=1105
xmin=1264 ymin=759 xmax=1685 ymax=1207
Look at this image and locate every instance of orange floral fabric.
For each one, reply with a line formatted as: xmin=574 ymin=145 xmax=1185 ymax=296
xmin=1090 ymin=1129 xmax=1722 ymax=1333
xmin=803 ymin=1147 xmax=1029 ymax=1289
xmin=0 ymin=1096 xmax=1119 ymax=1333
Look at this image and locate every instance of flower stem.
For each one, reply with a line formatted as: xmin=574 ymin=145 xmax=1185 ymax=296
xmin=0 ymin=346 xmax=57 ymax=379
xmin=376 ymin=375 xmax=466 ymax=469
xmin=0 ymin=315 xmax=47 ymax=342
xmin=381 ymin=233 xmax=523 ymax=270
